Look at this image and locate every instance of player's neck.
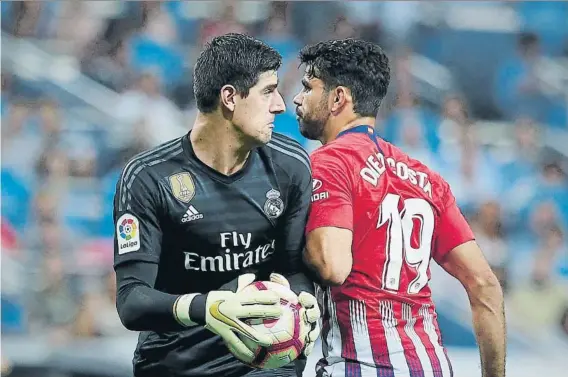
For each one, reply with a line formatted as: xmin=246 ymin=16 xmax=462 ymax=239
xmin=190 ymin=114 xmax=252 ymax=176
xmin=321 ymin=116 xmax=376 ymax=145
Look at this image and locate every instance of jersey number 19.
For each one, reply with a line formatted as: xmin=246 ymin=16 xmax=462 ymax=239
xmin=378 ymin=193 xmax=435 ymax=294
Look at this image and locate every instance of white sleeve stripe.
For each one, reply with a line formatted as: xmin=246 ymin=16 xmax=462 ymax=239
xmin=118 ymin=138 xmax=181 ymax=209
xmin=270 ymin=134 xmax=311 ymax=162
xmin=118 ymin=142 xmax=183 ymax=211
xmin=267 ymin=142 xmax=311 ymax=173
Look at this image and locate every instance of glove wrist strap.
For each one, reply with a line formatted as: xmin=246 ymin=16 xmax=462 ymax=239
xmin=173 ymin=293 xmax=201 ymax=327
xmin=188 ymin=293 xmax=208 ymax=325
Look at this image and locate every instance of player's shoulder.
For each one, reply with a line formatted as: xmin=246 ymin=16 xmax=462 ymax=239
xmin=382 ymin=140 xmax=451 ymax=202
xmin=263 ymin=132 xmax=311 ymax=174
xmin=118 ymin=136 xmax=185 ymax=185
xmin=310 ymin=135 xmax=359 ymax=168
xmin=382 ymin=139 xmax=441 ymax=174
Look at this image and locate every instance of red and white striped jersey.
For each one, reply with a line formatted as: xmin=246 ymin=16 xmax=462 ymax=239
xmin=306 ymin=126 xmax=475 ymax=376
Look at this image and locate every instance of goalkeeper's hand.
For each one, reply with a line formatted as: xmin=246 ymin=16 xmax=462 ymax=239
xmin=204 ymin=274 xmax=284 ymax=363
xmin=269 ymin=273 xmax=321 ymax=357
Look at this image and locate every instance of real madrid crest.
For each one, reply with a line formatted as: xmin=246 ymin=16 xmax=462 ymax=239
xmin=168 ymin=172 xmax=195 ymax=203
xmin=263 ymin=189 xmax=284 ymax=219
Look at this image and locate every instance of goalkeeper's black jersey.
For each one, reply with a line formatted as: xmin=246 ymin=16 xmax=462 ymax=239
xmin=112 ymin=132 xmax=312 ymax=377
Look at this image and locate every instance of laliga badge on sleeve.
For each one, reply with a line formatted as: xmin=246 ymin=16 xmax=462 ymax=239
xmin=117 ymin=213 xmax=141 ymax=254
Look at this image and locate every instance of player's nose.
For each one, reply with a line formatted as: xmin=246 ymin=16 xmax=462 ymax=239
xmin=293 ymin=92 xmax=303 ymax=107
xmin=270 ymin=90 xmax=286 ymax=114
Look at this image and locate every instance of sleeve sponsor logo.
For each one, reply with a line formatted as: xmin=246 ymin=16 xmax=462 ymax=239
xmin=117 ymin=213 xmax=140 ymax=254
xmin=312 ymin=179 xmax=323 ymax=192
xmin=311 ymin=178 xmax=329 ymax=202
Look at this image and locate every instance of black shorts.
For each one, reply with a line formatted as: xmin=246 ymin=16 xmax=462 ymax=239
xmin=245 ymin=360 xmax=304 ymax=377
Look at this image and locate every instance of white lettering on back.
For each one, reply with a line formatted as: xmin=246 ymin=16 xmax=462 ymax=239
xmin=360 ymin=152 xmax=433 ymax=198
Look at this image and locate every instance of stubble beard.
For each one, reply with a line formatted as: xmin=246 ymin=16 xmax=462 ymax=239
xmin=299 ymin=101 xmax=329 ymax=141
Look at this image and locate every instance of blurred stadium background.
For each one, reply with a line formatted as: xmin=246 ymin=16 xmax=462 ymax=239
xmin=1 ymin=1 xmax=567 ymax=376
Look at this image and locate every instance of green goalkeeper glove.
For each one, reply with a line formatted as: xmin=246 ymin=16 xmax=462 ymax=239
xmin=174 ymin=273 xmax=283 ymax=363
xmin=205 ymin=274 xmax=284 ymax=362
xmin=269 ymin=273 xmax=321 ymax=357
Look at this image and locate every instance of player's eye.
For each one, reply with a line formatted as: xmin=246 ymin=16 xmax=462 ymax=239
xmin=264 ymin=85 xmax=279 ymax=94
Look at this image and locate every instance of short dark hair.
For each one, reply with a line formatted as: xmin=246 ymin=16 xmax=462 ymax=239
xmin=299 ymin=39 xmax=390 ymax=117
xmin=193 ymin=33 xmax=282 ymax=113
xmin=519 ymin=32 xmax=539 ymax=49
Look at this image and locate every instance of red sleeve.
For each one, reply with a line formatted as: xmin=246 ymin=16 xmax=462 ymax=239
xmin=305 ymin=147 xmax=353 ymax=234
xmin=433 ymin=185 xmax=475 ymax=262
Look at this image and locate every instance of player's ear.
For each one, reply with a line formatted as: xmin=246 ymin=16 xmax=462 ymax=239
xmin=220 ymin=85 xmax=237 ymax=112
xmin=331 ymin=86 xmax=350 ymax=113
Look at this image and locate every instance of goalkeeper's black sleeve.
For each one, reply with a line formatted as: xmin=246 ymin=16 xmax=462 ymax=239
xmin=116 ymin=262 xmax=251 ymax=331
xmin=115 ymin=261 xmax=187 ymax=332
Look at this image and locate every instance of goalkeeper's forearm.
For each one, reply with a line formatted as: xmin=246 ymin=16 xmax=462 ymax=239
xmin=115 ymin=260 xmax=208 ymax=332
xmin=469 ymin=282 xmax=506 ymax=377
xmin=117 ymin=283 xmax=207 ymax=331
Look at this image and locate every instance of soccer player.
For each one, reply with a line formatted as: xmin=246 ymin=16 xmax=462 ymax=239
xmin=294 ymin=39 xmax=506 ymax=377
xmin=113 ymin=33 xmax=320 ymax=377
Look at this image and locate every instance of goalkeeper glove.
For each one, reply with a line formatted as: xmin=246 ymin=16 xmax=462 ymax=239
xmin=269 ymin=273 xmax=321 ymax=357
xmin=174 ymin=273 xmax=283 ymax=364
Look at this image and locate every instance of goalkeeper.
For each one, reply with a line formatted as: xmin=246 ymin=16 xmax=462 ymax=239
xmin=113 ymin=33 xmax=320 ymax=377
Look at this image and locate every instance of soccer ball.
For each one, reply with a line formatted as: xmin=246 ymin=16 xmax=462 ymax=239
xmin=237 ymin=281 xmax=308 ymax=369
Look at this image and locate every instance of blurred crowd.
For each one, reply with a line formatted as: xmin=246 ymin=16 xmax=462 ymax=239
xmin=1 ymin=0 xmax=568 ymax=351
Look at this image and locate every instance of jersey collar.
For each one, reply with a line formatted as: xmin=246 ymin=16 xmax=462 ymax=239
xmin=182 ymin=132 xmax=256 ymax=184
xmin=336 ymin=125 xmax=384 ymax=154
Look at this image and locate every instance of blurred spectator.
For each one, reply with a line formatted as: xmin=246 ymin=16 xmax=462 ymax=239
xmin=498 ymin=120 xmax=550 ymax=232
xmin=332 ymin=16 xmax=359 ymax=40
xmin=53 ymin=2 xmax=108 ymax=56
xmin=114 ymin=71 xmax=186 ymax=148
xmin=508 ymin=223 xmax=568 ymax=335
xmin=0 ymin=356 xmax=12 ymax=377
xmin=342 ymin=2 xmax=385 ymax=44
xmin=561 ymin=307 xmax=568 ymax=338
xmin=289 ymin=1 xmax=344 ymax=44
xmin=4 ymin=1 xmax=45 ymax=38
xmin=83 ymin=39 xmax=135 ymax=92
xmin=128 ymin=4 xmax=184 ymax=89
xmin=27 ymin=251 xmax=80 ymax=344
xmin=514 ymin=1 xmax=568 ymax=57
xmin=494 ymin=32 xmax=551 ymax=122
xmin=438 ymin=94 xmax=471 ymax=145
xmin=260 ymin=14 xmax=301 ymax=64
xmin=471 ymin=201 xmax=509 ymax=292
xmin=74 ymin=271 xmax=130 ymax=338
xmin=505 ymin=118 xmax=542 ymax=178
xmin=526 ymin=161 xmax=568 ymax=229
xmin=438 ymin=125 xmax=503 ymax=215
xmin=1 ymin=218 xmax=20 ymax=253
xmin=199 ymin=1 xmax=247 ymax=46
xmin=1 ymin=73 xmax=10 ymax=116
xmin=381 ymin=49 xmax=441 ymax=165
xmin=2 ymin=102 xmax=46 ymax=182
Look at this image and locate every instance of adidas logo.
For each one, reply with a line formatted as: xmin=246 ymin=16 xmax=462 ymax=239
xmin=182 ymin=206 xmax=203 ymax=223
